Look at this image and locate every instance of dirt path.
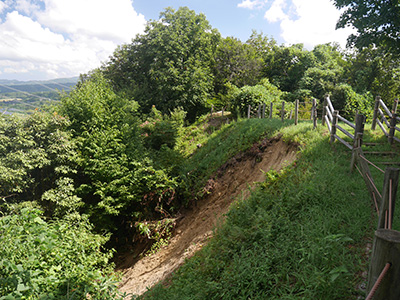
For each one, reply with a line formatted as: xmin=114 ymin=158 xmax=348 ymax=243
xmin=117 ymin=136 xmax=298 ymax=297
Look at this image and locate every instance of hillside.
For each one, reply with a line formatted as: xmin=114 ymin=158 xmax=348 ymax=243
xmin=130 ymin=119 xmax=400 ymax=300
xmin=118 ymin=134 xmax=298 ymax=295
xmin=0 ymin=77 xmax=78 ymax=115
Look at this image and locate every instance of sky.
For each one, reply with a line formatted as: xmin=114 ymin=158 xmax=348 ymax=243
xmin=0 ymin=0 xmax=355 ymax=81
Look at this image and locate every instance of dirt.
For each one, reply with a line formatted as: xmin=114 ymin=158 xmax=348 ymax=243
xmin=117 ymin=135 xmax=298 ymax=297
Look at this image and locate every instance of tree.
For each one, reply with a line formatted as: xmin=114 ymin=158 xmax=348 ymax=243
xmin=246 ymin=30 xmax=278 ymax=56
xmin=263 ymin=44 xmax=315 ymax=93
xmin=0 ymin=111 xmax=80 ymax=219
xmin=59 ymin=73 xmax=179 ymax=232
xmin=334 ymin=0 xmax=400 ymax=55
xmin=297 ymin=44 xmax=348 ymax=101
xmin=346 ymin=46 xmax=400 ymax=103
xmin=213 ymin=37 xmax=263 ymax=95
xmin=102 ymin=7 xmax=221 ymax=121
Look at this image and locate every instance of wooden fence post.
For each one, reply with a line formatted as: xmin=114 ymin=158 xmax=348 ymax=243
xmin=377 ymin=168 xmax=399 ymax=230
xmin=367 ymin=229 xmax=400 ymax=300
xmin=372 ymin=96 xmax=381 ymax=130
xmin=269 ymin=102 xmax=273 ymax=119
xmin=257 ymin=104 xmax=261 ymax=118
xmin=350 ymin=133 xmax=363 ymax=172
xmin=354 ymin=114 xmax=366 ymax=148
xmin=211 ymin=105 xmax=214 ymax=117
xmin=262 ymin=103 xmax=266 ymax=119
xmin=313 ymin=98 xmax=317 ymax=129
xmin=310 ymin=101 xmax=314 ymax=120
xmin=392 ymin=99 xmax=398 ymax=115
xmin=330 ymin=110 xmax=338 ymax=144
xmin=322 ymin=96 xmax=327 ymax=126
xmin=295 ymin=99 xmax=299 ymax=125
xmin=281 ymin=101 xmax=285 ymax=122
xmin=388 ymin=113 xmax=397 ymax=145
xmin=247 ymin=105 xmax=251 ymax=119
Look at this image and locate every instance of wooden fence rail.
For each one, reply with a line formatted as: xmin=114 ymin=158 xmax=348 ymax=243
xmin=371 ymin=97 xmax=400 ymax=145
xmin=323 ymin=95 xmax=364 ymax=150
xmin=322 ymin=94 xmax=400 ymax=299
xmin=244 ymin=99 xmax=318 ymax=129
xmin=350 ymin=133 xmax=400 ymax=300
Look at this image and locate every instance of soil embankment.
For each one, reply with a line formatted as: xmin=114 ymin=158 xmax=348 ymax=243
xmin=117 ymin=136 xmax=298 ymax=296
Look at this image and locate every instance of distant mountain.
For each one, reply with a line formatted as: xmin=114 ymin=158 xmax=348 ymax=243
xmin=0 ymin=77 xmax=78 ymax=93
xmin=0 ymin=77 xmax=79 ymax=115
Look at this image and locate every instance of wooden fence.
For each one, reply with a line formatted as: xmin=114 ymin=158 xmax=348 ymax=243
xmin=322 ymin=94 xmax=400 ymax=299
xmin=371 ymin=97 xmax=400 ymax=145
xmin=244 ymin=99 xmax=318 ymax=128
xmin=322 ymin=95 xmax=365 ymax=150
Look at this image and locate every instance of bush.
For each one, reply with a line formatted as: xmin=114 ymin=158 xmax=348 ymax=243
xmin=140 ymin=106 xmax=186 ymax=151
xmin=0 ymin=208 xmax=121 ymax=299
xmin=331 ymin=84 xmax=374 ymax=120
xmin=229 ymin=79 xmax=290 ymax=118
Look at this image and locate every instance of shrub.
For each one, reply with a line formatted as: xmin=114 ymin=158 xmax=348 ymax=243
xmin=0 ymin=208 xmax=121 ymax=299
xmin=331 ymin=84 xmax=374 ymax=120
xmin=229 ymin=79 xmax=290 ymax=118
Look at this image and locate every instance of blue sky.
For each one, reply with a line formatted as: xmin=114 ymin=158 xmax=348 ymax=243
xmin=0 ymin=0 xmax=355 ymax=81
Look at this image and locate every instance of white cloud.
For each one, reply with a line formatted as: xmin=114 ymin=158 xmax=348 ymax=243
xmin=264 ymin=0 xmax=287 ymax=23
xmin=238 ymin=0 xmax=266 ymax=10
xmin=0 ymin=0 xmax=146 ymax=80
xmin=264 ymin=0 xmax=355 ymax=49
xmin=36 ymin=0 xmax=146 ymax=43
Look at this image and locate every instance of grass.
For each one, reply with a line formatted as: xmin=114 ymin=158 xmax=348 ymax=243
xmin=177 ymin=116 xmax=293 ymax=199
xmin=138 ymin=118 xmax=400 ymax=299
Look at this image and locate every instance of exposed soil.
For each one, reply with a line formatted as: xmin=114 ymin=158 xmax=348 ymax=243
xmin=117 ymin=135 xmax=298 ymax=297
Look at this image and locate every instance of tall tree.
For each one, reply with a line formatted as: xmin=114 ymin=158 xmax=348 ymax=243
xmin=334 ymin=0 xmax=400 ymax=55
xmin=263 ymin=44 xmax=315 ymax=93
xmin=346 ymin=46 xmax=400 ymax=102
xmin=102 ymin=7 xmax=220 ymax=121
xmin=213 ymin=37 xmax=263 ymax=95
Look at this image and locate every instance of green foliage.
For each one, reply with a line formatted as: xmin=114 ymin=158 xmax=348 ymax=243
xmin=295 ymin=44 xmax=348 ymax=102
xmin=59 ymin=73 xmax=180 ymax=233
xmin=0 ymin=111 xmax=80 ymax=218
xmin=346 ymin=46 xmax=400 ymax=103
xmin=213 ymin=36 xmax=263 ymax=95
xmin=334 ymin=0 xmax=400 ymax=55
xmin=140 ymin=106 xmax=186 ymax=151
xmin=229 ymin=79 xmax=289 ymax=118
xmin=142 ymin=123 xmax=372 ymax=299
xmin=136 ymin=219 xmax=176 ymax=256
xmin=331 ymin=83 xmax=374 ymax=119
xmin=0 ymin=208 xmax=120 ymax=299
xmin=263 ymin=44 xmax=315 ymax=93
xmin=102 ymin=7 xmax=220 ymax=122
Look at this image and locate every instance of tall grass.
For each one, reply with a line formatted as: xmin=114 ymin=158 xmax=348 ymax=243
xmin=177 ymin=117 xmax=291 ymax=199
xmin=140 ymin=120 xmax=396 ymax=299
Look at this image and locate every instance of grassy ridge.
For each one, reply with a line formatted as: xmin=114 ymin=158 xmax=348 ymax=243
xmin=141 ymin=121 xmax=377 ymax=299
xmin=176 ymin=117 xmax=290 ymax=200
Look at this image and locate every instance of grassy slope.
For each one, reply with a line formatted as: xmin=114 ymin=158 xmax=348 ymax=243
xmin=140 ymin=119 xmax=396 ymax=299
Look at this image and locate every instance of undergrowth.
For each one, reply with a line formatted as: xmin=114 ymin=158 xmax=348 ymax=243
xmin=140 ymin=121 xmax=380 ymax=300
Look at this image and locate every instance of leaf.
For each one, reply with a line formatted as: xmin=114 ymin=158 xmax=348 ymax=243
xmin=329 ymin=265 xmax=349 ymax=282
xmin=17 ymin=283 xmax=30 ymax=292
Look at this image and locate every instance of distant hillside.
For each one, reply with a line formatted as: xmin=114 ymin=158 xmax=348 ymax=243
xmin=0 ymin=77 xmax=78 ymax=93
xmin=0 ymin=77 xmax=78 ymax=115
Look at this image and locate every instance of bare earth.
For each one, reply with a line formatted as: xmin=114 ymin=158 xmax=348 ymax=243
xmin=117 ymin=136 xmax=298 ymax=297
